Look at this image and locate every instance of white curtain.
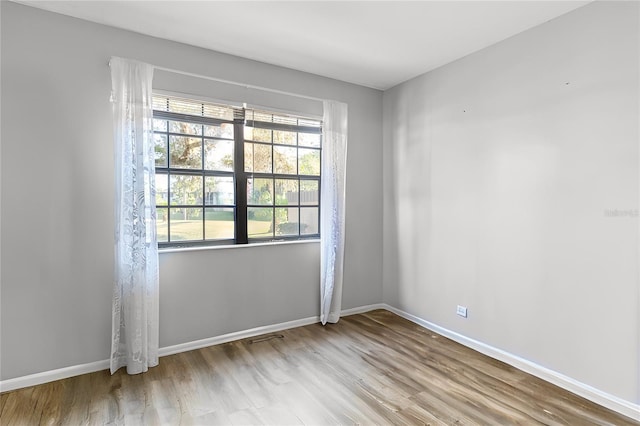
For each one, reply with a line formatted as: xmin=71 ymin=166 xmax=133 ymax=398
xmin=110 ymin=57 xmax=159 ymax=374
xmin=320 ymin=100 xmax=348 ymax=325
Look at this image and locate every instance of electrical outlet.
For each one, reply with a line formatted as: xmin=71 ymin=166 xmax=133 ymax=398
xmin=456 ymin=305 xmax=468 ymax=318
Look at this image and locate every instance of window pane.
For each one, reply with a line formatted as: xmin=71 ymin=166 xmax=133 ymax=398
xmin=300 ymin=180 xmax=319 ymax=205
xmin=248 ymin=207 xmax=273 ymax=238
xmin=274 ymin=146 xmax=297 ymax=174
xmin=154 ymin=119 xmax=167 ymax=132
xmin=170 ymin=175 xmax=203 ymax=205
xmin=275 ymin=207 xmax=299 ymax=236
xmin=204 ymin=139 xmax=234 ymax=171
xmin=169 ymin=136 xmax=202 ymax=169
xmin=169 ymin=208 xmax=203 ymax=241
xmin=204 ymin=123 xmax=234 ymax=139
xmin=299 ymin=148 xmax=320 ymax=176
xmin=205 ymin=176 xmax=234 ymax=205
xmin=254 ymin=144 xmax=272 ymax=173
xmin=155 ymin=174 xmax=169 ymax=206
xmin=205 ymin=208 xmax=234 ymax=240
xmin=245 ymin=126 xmax=272 ymax=143
xmin=273 ymin=130 xmax=296 ymax=145
xmin=244 ymin=142 xmax=254 ymax=172
xmin=248 ymin=178 xmax=273 ymax=205
xmin=245 ymin=143 xmax=272 ymax=173
xmin=157 ymin=208 xmax=168 ymax=242
xmin=154 ymin=134 xmax=167 ymax=167
xmin=275 ymin=179 xmax=298 ymax=206
xmin=300 ymin=207 xmax=319 ymax=235
xmin=169 ymin=120 xmax=202 ymax=136
xmin=299 ymin=132 xmax=321 ymax=148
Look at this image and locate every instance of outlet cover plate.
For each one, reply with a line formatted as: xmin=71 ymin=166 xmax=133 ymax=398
xmin=456 ymin=305 xmax=468 ymax=318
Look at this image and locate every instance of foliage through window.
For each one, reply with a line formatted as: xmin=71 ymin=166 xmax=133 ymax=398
xmin=153 ymin=95 xmax=321 ymax=246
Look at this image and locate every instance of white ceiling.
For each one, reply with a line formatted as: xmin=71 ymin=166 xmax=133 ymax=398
xmin=17 ymin=1 xmax=590 ymax=90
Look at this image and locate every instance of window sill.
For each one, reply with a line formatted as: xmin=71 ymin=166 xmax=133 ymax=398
xmin=158 ymin=238 xmax=320 ymax=254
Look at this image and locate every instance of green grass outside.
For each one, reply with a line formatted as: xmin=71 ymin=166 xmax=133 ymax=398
xmin=157 ymin=219 xmax=272 ymax=241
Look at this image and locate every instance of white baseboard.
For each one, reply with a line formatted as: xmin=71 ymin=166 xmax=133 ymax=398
xmin=0 ymin=359 xmax=110 ymax=393
xmin=0 ymin=306 xmax=384 ymax=393
xmin=158 ymin=315 xmax=320 ymax=357
xmin=340 ymin=303 xmax=387 ymax=317
xmin=381 ymin=304 xmax=640 ymax=422
xmin=0 ymin=314 xmax=320 ymax=393
xmin=2 ymin=303 xmax=638 ymax=422
xmin=156 ymin=304 xmax=388 ymax=358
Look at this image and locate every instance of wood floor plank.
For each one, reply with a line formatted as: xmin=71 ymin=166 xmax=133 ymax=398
xmin=397 ymin=403 xmax=449 ymax=426
xmin=1 ymin=310 xmax=638 ymax=425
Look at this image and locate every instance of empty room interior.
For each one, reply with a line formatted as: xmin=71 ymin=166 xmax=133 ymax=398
xmin=1 ymin=0 xmax=639 ymax=424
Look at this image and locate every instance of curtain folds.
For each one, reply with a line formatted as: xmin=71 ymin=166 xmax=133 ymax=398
xmin=110 ymin=57 xmax=159 ymax=375
xmin=320 ymin=100 xmax=348 ymax=325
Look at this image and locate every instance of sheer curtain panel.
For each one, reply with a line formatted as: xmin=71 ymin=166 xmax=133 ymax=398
xmin=320 ymin=100 xmax=348 ymax=325
xmin=110 ymin=57 xmax=159 ymax=375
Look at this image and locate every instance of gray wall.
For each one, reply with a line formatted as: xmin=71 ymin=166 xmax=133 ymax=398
xmin=383 ymin=1 xmax=639 ymax=404
xmin=0 ymin=2 xmax=383 ymax=380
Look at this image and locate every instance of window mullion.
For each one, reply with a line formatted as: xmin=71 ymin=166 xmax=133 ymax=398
xmin=234 ymin=121 xmax=248 ymax=244
xmin=201 ymin=124 xmax=206 ymax=240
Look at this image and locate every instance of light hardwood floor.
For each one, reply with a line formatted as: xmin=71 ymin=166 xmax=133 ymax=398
xmin=1 ymin=310 xmax=638 ymax=425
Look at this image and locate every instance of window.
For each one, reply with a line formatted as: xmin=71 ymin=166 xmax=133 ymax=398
xmin=152 ymin=95 xmax=321 ymax=247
